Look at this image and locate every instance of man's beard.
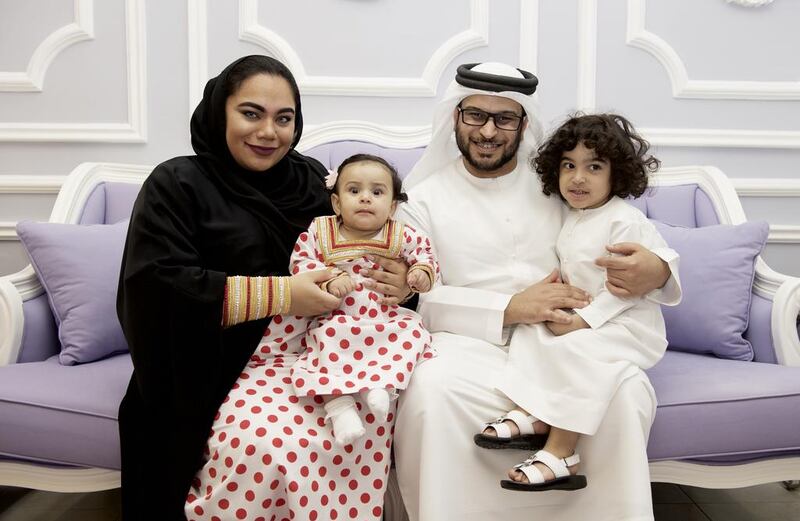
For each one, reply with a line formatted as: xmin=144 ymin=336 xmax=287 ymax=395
xmin=456 ymin=128 xmax=523 ymax=173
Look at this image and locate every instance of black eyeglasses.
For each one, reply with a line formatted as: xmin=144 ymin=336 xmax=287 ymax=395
xmin=457 ymin=106 xmax=525 ymax=131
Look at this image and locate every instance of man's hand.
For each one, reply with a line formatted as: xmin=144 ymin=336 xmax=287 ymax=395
xmin=361 ymin=255 xmax=412 ymax=305
xmin=288 ymin=269 xmax=341 ymax=316
xmin=545 ymin=313 xmax=590 ymax=336
xmin=326 ymin=274 xmax=355 ymax=298
xmin=503 ymin=270 xmax=591 ymax=326
xmin=595 ymin=242 xmax=670 ymax=299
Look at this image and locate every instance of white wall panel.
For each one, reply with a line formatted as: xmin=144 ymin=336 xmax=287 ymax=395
xmin=1 ymin=0 xmax=798 ymax=276
xmin=628 ymin=0 xmax=799 ymax=99
xmin=238 ymin=0 xmax=488 ymax=95
xmin=0 ymin=0 xmax=146 ymax=143
xmin=0 ymin=0 xmax=88 ymax=91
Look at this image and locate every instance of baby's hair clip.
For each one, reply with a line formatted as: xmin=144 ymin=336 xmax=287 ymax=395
xmin=324 ymin=170 xmax=338 ymax=189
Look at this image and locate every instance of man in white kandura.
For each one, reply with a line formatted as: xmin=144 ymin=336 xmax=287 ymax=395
xmin=393 ymin=62 xmax=681 ymax=521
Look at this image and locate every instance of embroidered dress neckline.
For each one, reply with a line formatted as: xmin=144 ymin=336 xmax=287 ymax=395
xmin=334 ymin=217 xmax=388 ymax=243
xmin=315 ymin=216 xmax=403 ymax=265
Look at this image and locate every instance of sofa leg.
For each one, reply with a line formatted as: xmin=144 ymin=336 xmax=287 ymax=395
xmin=781 ymin=480 xmax=800 ymax=491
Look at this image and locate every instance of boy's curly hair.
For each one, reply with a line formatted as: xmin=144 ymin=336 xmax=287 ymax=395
xmin=532 ymin=113 xmax=659 ymax=200
xmin=331 ymin=153 xmax=408 ymax=203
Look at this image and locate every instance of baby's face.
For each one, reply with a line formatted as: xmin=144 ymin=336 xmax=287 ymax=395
xmin=332 ymin=162 xmax=397 ymax=237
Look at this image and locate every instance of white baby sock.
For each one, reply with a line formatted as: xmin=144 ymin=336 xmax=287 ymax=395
xmin=324 ymin=395 xmax=365 ymax=446
xmin=361 ymin=388 xmax=391 ymax=423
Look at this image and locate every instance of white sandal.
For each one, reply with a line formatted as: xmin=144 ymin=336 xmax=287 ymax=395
xmin=473 ymin=409 xmax=547 ymax=450
xmin=501 ymin=449 xmax=587 ymax=491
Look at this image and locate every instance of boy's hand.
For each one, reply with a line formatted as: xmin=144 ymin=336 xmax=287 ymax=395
xmin=545 ymin=313 xmax=590 ymax=336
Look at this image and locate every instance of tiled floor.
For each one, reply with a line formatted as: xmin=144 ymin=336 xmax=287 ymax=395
xmin=652 ymin=482 xmax=800 ymax=521
xmin=0 ymin=486 xmax=120 ymax=521
xmin=0 ymin=482 xmax=798 ymax=520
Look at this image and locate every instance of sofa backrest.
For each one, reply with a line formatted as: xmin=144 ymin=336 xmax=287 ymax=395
xmin=15 ymin=141 xmax=777 ymax=365
xmin=78 ymin=182 xmax=142 ymax=226
xmin=304 ymin=144 xmax=776 ymax=364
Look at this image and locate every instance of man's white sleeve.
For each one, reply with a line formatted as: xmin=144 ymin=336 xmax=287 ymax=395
xmin=396 ymin=198 xmax=512 ymax=345
xmin=417 ymin=286 xmax=512 ymax=345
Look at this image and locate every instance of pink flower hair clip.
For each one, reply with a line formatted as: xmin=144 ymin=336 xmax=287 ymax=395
xmin=324 ymin=169 xmax=338 ymax=189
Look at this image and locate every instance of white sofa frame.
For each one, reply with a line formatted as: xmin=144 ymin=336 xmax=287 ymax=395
xmin=0 ymin=162 xmax=798 ymax=494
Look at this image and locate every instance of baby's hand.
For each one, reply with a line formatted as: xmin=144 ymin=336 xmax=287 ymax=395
xmin=407 ymin=270 xmax=431 ymax=293
xmin=327 ymin=275 xmax=355 ymax=298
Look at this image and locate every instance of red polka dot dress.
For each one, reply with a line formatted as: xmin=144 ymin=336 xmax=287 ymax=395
xmin=288 ymin=216 xmax=437 ymax=397
xmin=185 ymin=216 xmax=437 ymax=521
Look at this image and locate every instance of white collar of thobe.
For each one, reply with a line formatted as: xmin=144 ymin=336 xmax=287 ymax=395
xmin=568 ymin=195 xmax=621 ymax=217
xmin=454 ymin=157 xmax=522 ymax=190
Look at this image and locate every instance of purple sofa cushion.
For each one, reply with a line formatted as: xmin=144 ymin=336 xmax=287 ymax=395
xmin=653 ymin=220 xmax=769 ymax=361
xmin=0 ymin=354 xmax=132 ymax=469
xmin=646 ymin=351 xmax=800 ymax=461
xmin=16 ymin=220 xmax=129 ymax=365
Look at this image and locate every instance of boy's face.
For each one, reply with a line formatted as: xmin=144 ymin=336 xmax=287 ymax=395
xmin=332 ymin=162 xmax=398 ymax=238
xmin=558 ymin=142 xmax=612 ymax=210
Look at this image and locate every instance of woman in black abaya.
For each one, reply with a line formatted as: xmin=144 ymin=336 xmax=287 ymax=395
xmin=117 ymin=55 xmax=409 ymax=520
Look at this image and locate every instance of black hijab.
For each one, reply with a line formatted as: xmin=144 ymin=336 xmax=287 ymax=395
xmin=189 ymin=54 xmax=331 ymax=272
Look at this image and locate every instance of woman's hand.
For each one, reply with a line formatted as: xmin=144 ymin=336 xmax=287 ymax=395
xmin=361 ymin=255 xmax=411 ymax=306
xmin=288 ymin=269 xmax=341 ymax=316
xmin=595 ymin=242 xmax=670 ymax=298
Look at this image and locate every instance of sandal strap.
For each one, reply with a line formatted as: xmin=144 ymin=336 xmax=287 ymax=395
xmin=481 ymin=409 xmax=538 ymax=439
xmin=527 ymin=449 xmax=580 ymax=479
xmin=514 ymin=459 xmax=546 ymax=485
xmin=504 ymin=409 xmax=538 ymax=436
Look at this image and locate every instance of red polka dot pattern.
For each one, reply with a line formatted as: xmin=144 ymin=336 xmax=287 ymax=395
xmin=185 ymin=219 xmax=437 ymax=521
xmin=185 ymin=352 xmax=393 ymax=520
xmin=249 ymin=224 xmax=435 ymax=399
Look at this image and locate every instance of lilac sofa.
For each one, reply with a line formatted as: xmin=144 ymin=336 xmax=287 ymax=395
xmin=1 ymin=142 xmax=799 ymax=507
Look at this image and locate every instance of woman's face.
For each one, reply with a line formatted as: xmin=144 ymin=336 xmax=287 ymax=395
xmin=225 ymin=73 xmax=296 ymax=172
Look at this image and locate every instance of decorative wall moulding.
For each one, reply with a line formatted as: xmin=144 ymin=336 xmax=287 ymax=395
xmin=769 ymin=225 xmax=800 ymax=244
xmin=187 ymin=0 xmax=208 ymax=117
xmin=731 ymin=178 xmax=800 ymax=197
xmin=518 ymin=0 xmax=540 ymax=75
xmin=237 ymin=0 xmax=489 ymax=97
xmin=0 ymin=223 xmax=17 ymax=241
xmin=627 ymin=0 xmax=799 ymax=100
xmin=725 ymin=0 xmax=774 ymax=6
xmin=297 ymin=121 xmax=431 ymax=151
xmin=0 ymin=176 xmax=65 ymax=194
xmin=0 ymin=0 xmax=147 ymax=143
xmin=576 ymin=0 xmax=598 ymax=111
xmin=641 ymin=128 xmax=800 ymax=149
xmin=0 ymin=0 xmax=94 ymax=92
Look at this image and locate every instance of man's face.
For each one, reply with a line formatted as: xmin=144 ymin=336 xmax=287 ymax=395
xmin=454 ymin=94 xmax=527 ymax=178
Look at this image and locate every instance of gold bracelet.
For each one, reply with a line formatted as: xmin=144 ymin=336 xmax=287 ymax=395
xmin=399 ymin=288 xmax=415 ymax=304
